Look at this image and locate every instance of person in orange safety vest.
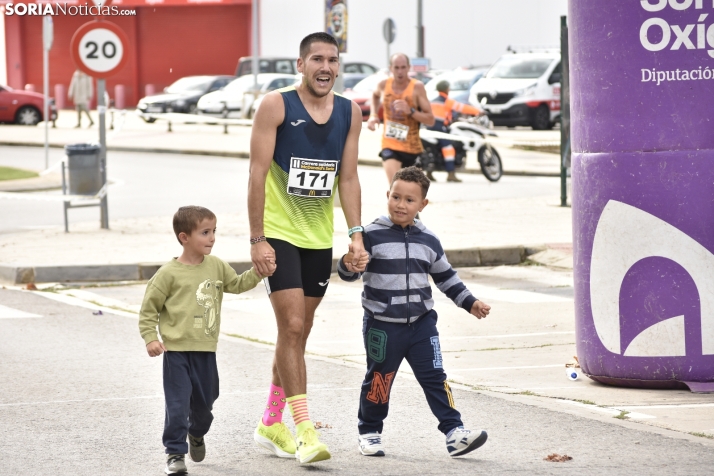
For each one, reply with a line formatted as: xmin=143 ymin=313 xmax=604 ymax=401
xmin=427 ymin=80 xmax=484 ymax=182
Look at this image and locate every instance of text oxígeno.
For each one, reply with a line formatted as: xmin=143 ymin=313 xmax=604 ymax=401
xmin=640 ymin=0 xmax=714 ymax=57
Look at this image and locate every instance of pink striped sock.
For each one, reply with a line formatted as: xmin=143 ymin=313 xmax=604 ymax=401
xmin=262 ymin=383 xmax=286 ymax=426
xmin=286 ymin=394 xmax=310 ymax=426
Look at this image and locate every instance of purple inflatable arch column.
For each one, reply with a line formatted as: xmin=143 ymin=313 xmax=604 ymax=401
xmin=570 ymin=0 xmax=714 ymax=392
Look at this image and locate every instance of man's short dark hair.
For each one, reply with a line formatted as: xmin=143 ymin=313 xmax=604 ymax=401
xmin=173 ymin=206 xmax=216 ymax=244
xmin=391 ymin=166 xmax=430 ymax=198
xmin=300 ymin=32 xmax=339 ymax=59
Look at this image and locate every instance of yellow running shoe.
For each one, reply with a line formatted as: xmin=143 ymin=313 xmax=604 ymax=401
xmin=254 ymin=421 xmax=296 ymax=458
xmin=295 ymin=427 xmax=331 ymax=464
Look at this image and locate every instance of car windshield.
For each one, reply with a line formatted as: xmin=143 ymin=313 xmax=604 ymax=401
xmin=425 ymin=71 xmax=481 ymax=92
xmin=485 ymin=57 xmax=554 ymax=79
xmin=225 ymin=75 xmax=264 ymax=92
xmin=352 ymin=74 xmax=386 ymax=93
xmin=165 ymin=77 xmax=213 ymax=93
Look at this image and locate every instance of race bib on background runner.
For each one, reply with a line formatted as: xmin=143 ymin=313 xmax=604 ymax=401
xmin=287 ymin=158 xmax=337 ymax=197
xmin=385 ymin=121 xmax=409 ymax=141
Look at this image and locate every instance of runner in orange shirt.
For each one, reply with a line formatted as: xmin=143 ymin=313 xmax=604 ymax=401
xmin=367 ymin=53 xmax=434 ymax=183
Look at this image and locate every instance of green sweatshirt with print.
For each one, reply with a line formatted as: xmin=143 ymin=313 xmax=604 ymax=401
xmin=139 ymin=255 xmax=261 ymax=352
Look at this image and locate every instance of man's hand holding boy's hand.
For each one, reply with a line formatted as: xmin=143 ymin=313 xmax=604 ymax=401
xmin=254 ymin=250 xmax=277 ymax=278
xmin=146 ymin=340 xmax=167 ymax=357
xmin=470 ymin=300 xmax=491 ymax=319
xmin=261 ymin=250 xmax=277 ymax=277
xmin=251 ymin=241 xmax=277 ymax=277
xmin=343 ymin=243 xmax=369 ymax=273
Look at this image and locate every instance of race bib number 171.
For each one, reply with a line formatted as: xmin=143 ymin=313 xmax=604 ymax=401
xmin=287 ymin=158 xmax=337 ymax=198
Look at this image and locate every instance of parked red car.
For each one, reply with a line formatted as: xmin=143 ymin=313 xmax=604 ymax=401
xmin=0 ymin=84 xmax=57 ymax=125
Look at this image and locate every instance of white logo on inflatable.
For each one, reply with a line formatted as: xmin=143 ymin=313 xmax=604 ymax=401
xmin=590 ymin=200 xmax=714 ymax=357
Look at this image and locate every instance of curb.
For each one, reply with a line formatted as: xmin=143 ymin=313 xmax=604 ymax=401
xmin=0 ymin=245 xmax=538 ymax=285
xmin=1 ymin=142 xmax=561 ymax=179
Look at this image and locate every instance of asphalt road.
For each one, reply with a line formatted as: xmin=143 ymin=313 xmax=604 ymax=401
xmin=1 ymin=287 xmax=713 ymax=475
xmin=0 ymin=146 xmax=561 ymax=234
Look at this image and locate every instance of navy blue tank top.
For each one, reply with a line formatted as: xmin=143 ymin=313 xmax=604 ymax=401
xmin=263 ymin=87 xmax=353 ymax=249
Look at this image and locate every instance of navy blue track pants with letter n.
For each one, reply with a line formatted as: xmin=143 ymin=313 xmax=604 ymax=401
xmin=163 ymin=351 xmax=219 ymax=455
xmin=358 ymin=310 xmax=463 ymax=436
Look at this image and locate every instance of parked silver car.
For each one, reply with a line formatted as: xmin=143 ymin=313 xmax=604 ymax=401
xmin=197 ymin=73 xmax=297 ymax=117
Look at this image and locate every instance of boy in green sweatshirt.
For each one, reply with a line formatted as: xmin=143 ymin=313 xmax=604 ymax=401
xmin=139 ymin=206 xmax=275 ymax=475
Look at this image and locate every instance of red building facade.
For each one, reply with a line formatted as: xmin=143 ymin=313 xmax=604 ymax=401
xmin=2 ymin=0 xmax=252 ymax=108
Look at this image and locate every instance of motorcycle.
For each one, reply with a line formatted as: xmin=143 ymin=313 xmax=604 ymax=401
xmin=418 ymin=116 xmax=503 ymax=182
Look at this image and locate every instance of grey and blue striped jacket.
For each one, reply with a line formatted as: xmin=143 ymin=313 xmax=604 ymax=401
xmin=338 ymin=216 xmax=477 ymax=324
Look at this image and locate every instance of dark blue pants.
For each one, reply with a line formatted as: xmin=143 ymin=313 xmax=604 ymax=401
xmin=163 ymin=351 xmax=219 ymax=455
xmin=358 ymin=310 xmax=462 ymax=436
xmin=437 ymin=138 xmax=457 ymax=172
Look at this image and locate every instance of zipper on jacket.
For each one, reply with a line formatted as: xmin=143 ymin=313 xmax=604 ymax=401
xmin=405 ymin=226 xmax=411 ymax=326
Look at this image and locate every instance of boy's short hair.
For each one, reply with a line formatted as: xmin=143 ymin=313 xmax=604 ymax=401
xmin=391 ymin=166 xmax=430 ymax=198
xmin=172 ymin=206 xmax=216 ymax=244
xmin=300 ymin=32 xmax=339 ymax=59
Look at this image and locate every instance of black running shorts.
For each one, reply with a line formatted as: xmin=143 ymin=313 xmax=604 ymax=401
xmin=379 ymin=148 xmax=420 ymax=168
xmin=264 ymin=238 xmax=333 ymax=298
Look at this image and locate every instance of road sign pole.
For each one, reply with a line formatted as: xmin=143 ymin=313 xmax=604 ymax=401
xmin=43 ymin=46 xmax=49 ymax=170
xmin=383 ymin=18 xmax=396 ymax=68
xmin=42 ymin=16 xmax=53 ymax=170
xmin=417 ymin=0 xmax=424 ymax=58
xmin=70 ymin=18 xmax=128 ymax=230
xmin=97 ymin=78 xmax=109 ymax=229
xmin=560 ymin=15 xmax=570 ymax=207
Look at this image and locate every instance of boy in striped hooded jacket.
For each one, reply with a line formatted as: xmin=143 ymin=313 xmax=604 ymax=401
xmin=338 ymin=166 xmax=491 ymax=458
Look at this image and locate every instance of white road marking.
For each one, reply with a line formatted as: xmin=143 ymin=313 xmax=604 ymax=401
xmin=615 ymin=403 xmax=714 ymax=410
xmin=27 ymin=290 xmax=137 ymax=318
xmin=58 ymin=289 xmax=140 ymax=313
xmin=450 ymin=364 xmax=564 ymax=372
xmin=518 ymin=386 xmax=584 ymax=390
xmin=558 ymin=400 xmax=656 ymax=419
xmin=0 ymin=386 xmax=422 ymax=408
xmin=0 ymin=304 xmax=41 ymax=318
xmin=440 ymin=331 xmax=575 ymax=341
xmin=316 ymin=331 xmax=576 ymax=345
xmin=0 ymin=395 xmax=163 ymax=407
xmin=468 ymin=284 xmax=572 ymax=303
xmin=330 ymin=275 xmax=572 ymax=303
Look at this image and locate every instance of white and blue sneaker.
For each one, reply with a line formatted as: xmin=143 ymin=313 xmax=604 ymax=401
xmin=358 ymin=432 xmax=385 ymax=456
xmin=446 ymin=427 xmax=488 ymax=457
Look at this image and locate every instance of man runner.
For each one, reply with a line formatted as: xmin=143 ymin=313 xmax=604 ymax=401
xmin=367 ymin=53 xmax=434 ymax=183
xmin=248 ymin=32 xmax=367 ymax=464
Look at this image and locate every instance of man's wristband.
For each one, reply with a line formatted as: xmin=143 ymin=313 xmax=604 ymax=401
xmin=348 ymin=226 xmax=364 ymax=238
xmin=250 ymin=235 xmax=266 ymax=245
xmin=409 ymin=107 xmax=416 ymax=117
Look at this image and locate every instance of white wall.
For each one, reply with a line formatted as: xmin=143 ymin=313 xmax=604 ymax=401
xmin=260 ymin=0 xmax=568 ymax=70
xmin=0 ymin=7 xmax=6 ymax=85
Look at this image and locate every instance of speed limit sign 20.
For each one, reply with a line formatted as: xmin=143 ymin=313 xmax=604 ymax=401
xmin=70 ymin=21 xmax=129 ymax=78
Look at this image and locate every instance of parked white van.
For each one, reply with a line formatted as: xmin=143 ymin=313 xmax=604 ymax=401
xmin=469 ymin=52 xmax=561 ymax=130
